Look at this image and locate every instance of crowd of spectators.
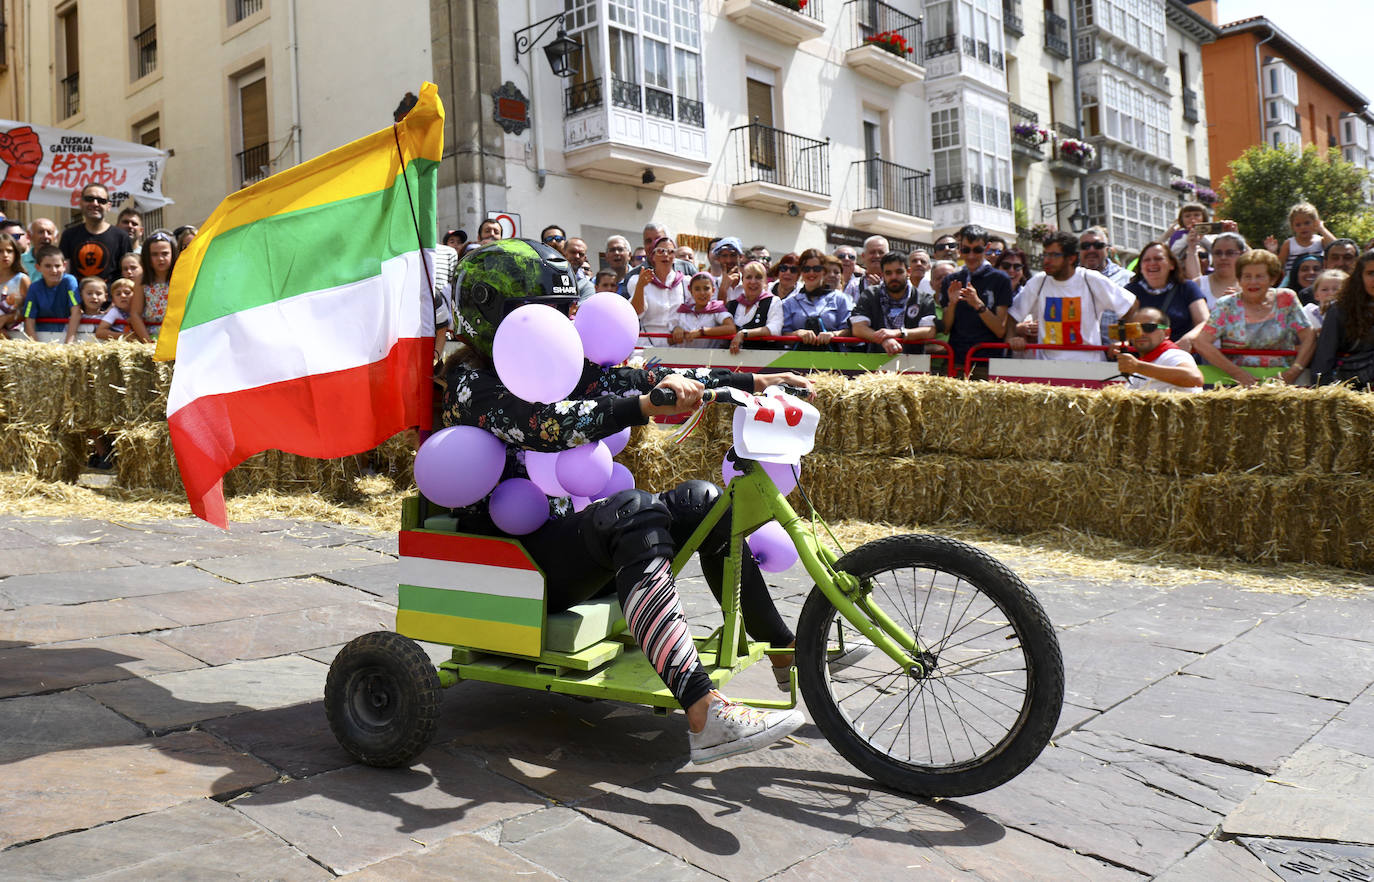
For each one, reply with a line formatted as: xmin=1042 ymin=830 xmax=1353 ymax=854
xmin=0 ymin=181 xmax=197 ymax=344
xmin=428 ymin=206 xmax=1371 ymax=392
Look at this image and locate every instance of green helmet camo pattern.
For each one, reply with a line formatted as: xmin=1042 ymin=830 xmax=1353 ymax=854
xmin=454 ymin=238 xmax=578 ymax=357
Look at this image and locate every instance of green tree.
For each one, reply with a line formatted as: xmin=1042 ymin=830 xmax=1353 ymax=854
xmin=1218 ymin=145 xmax=1374 ymax=247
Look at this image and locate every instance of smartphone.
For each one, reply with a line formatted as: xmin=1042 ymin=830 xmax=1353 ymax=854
xmin=1194 ymin=222 xmax=1226 ymax=235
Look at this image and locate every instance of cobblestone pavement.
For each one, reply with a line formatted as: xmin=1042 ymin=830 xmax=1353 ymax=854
xmin=1 ymin=513 xmax=1372 ymax=880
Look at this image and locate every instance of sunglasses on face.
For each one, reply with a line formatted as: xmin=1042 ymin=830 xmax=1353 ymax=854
xmin=960 ymin=245 xmax=985 ymax=255
xmin=800 ymin=264 xmax=824 ymax=273
xmin=838 ymin=254 xmax=857 ymax=261
xmin=1080 ymin=241 xmax=1106 ymax=250
xmin=986 ymin=248 xmax=1002 ymax=256
xmin=543 ymin=235 xmax=566 ymax=243
xmin=82 ymin=195 xmax=110 ymax=205
xmin=935 ymin=242 xmax=958 ymax=250
xmin=1107 ymin=321 xmax=1168 ymax=341
xmin=1002 ymin=263 xmax=1024 ymax=271
xmin=776 ymin=263 xmax=798 ymax=273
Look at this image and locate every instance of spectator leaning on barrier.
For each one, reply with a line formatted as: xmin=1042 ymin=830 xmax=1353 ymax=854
xmin=1193 ymin=248 xmax=1314 ymax=386
xmin=23 ymin=243 xmax=81 ymax=343
xmin=1008 ymin=231 xmax=1137 ymax=361
xmin=728 ymin=258 xmax=785 ymax=354
xmin=95 ymin=278 xmax=137 ymax=341
xmin=0 ymin=232 xmax=28 ymax=337
xmin=129 ymin=230 xmax=177 ymax=343
xmin=783 ymin=247 xmax=850 ymax=348
xmin=669 ymin=272 xmax=736 ymax=348
xmin=1311 ymin=251 xmax=1374 ymax=388
xmin=630 ymin=236 xmax=690 ymax=345
xmin=850 ymin=251 xmax=938 ymax=356
xmin=59 ymin=184 xmax=133 ymax=284
xmin=1126 ymin=241 xmax=1209 ymax=351
xmin=844 ymin=235 xmax=888 ymax=301
xmin=1116 ymin=307 xmax=1204 ymax=393
xmin=939 ymin=224 xmax=1013 ymax=372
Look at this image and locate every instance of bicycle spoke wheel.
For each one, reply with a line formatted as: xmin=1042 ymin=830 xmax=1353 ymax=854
xmin=797 ymin=535 xmax=1063 ymax=797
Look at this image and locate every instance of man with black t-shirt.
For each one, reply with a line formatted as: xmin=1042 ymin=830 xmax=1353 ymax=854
xmin=939 ymin=224 xmax=1012 ymax=376
xmin=59 ymin=183 xmax=132 ymax=282
xmin=849 ymin=251 xmax=938 ymax=355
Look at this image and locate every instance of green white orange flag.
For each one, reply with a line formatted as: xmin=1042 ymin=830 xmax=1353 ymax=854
xmin=155 ymin=82 xmax=444 ymax=527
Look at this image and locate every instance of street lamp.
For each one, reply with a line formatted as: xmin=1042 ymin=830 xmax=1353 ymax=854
xmin=514 ymin=13 xmax=583 ymax=78
xmin=1040 ymin=198 xmax=1090 ymax=233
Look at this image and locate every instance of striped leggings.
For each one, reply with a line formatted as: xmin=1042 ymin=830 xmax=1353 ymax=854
xmin=618 ymin=556 xmax=712 ymax=708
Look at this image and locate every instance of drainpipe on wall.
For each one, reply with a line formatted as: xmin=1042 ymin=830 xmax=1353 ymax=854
xmin=287 ymin=0 xmax=304 ymax=166
xmin=1068 ymin=2 xmax=1088 ymax=225
xmin=525 ymin=0 xmax=547 ymax=190
xmin=1253 ymin=24 xmax=1276 ymax=148
xmin=468 ymin=0 xmax=487 ymax=220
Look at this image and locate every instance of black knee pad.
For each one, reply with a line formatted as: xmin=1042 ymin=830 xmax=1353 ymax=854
xmin=661 ymin=480 xmax=729 ymax=555
xmin=581 ymin=488 xmax=675 ymax=570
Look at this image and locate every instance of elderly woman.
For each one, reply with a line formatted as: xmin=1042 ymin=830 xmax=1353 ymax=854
xmin=631 ymin=236 xmax=689 ymax=346
xmin=1193 ymin=249 xmax=1315 ymax=386
xmin=1311 ymin=250 xmax=1374 ymax=388
xmin=1126 ymin=241 xmax=1209 ymax=351
xmin=728 ymin=259 xmax=785 ymax=353
xmin=769 ymin=252 xmax=801 ymax=299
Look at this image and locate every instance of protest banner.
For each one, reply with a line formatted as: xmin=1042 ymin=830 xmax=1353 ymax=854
xmin=0 ymin=119 xmax=171 ymax=210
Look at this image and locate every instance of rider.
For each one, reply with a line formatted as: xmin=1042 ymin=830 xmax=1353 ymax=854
xmin=443 ymin=238 xmax=811 ymax=763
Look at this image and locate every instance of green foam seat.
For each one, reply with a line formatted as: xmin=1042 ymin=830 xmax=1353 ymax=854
xmin=545 ymin=596 xmax=625 ymax=653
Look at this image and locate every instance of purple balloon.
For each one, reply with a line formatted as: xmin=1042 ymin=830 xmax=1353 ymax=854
xmin=556 ymin=441 xmax=613 ymax=497
xmin=591 ymin=463 xmax=635 ymax=500
xmin=414 ymin=426 xmax=506 ymax=508
xmin=524 ymin=450 xmax=566 ymax=497
xmin=571 ymin=494 xmax=592 ymax=512
xmin=494 ymin=304 xmax=585 ymax=403
xmin=720 ymin=453 xmax=798 ymax=495
xmin=603 ymin=427 xmax=632 ymax=457
xmin=748 ymin=521 xmax=799 ymax=573
xmin=488 ymin=479 xmax=549 ymax=535
xmin=573 ymin=292 xmax=639 ymax=366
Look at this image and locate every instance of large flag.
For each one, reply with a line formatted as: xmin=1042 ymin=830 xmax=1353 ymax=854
xmin=155 ymin=82 xmax=443 ymax=527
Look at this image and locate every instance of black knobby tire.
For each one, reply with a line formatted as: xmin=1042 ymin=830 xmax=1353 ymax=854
xmin=796 ymin=535 xmax=1064 ymax=797
xmin=324 ymin=631 xmax=441 ymax=767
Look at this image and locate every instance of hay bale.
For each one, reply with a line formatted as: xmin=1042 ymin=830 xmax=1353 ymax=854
xmin=0 ymin=422 xmax=87 ymax=482
xmin=0 ymin=340 xmax=89 ymax=427
xmin=371 ymin=431 xmax=418 ymax=489
xmin=113 ymin=422 xmax=181 ymax=491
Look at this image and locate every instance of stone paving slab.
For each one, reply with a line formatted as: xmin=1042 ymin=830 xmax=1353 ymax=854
xmin=1270 ymin=594 xmax=1374 ymax=643
xmin=124 ymin=577 xmax=377 ymax=627
xmin=1223 ymin=743 xmax=1374 ymax=845
xmin=265 ymin=523 xmax=384 ymax=548
xmin=202 ymin=701 xmax=355 ymax=778
xmin=0 ymin=525 xmax=53 ymax=549
xmin=154 ymin=601 xmax=396 ymax=665
xmin=0 ymin=633 xmax=205 ymax=699
xmin=499 ymin=806 xmax=718 ymax=881
xmin=1020 ymin=578 xmax=1166 ymax=629
xmin=0 ymin=690 xmax=146 ymax=762
xmin=1153 ymin=840 xmax=1283 ymax=881
xmin=93 ymin=534 xmax=301 ymax=567
xmin=0 ymin=731 xmax=278 ymax=849
xmin=0 ymin=798 xmax=330 ymax=882
xmin=81 ymin=654 xmax=330 ymax=732
xmin=0 ymin=563 xmax=229 ymax=607
xmin=7 ymin=517 xmax=145 ymax=546
xmin=192 ymin=546 xmax=395 ymax=583
xmin=957 ymin=730 xmax=1261 ymax=876
xmin=1055 ymin=623 xmax=1199 ymax=711
xmin=0 ymin=597 xmax=179 ymax=644
xmin=1311 ymin=683 xmax=1374 ymax=755
xmin=229 ymin=749 xmax=547 ymax=875
xmin=1085 ymin=673 xmax=1345 ymax=773
xmin=1182 ymin=623 xmax=1374 ymax=702
xmin=0 ymin=544 xmax=142 ymax=579
xmin=350 ymin=534 xmax=399 ymax=555
xmin=335 ymin=832 xmax=559 ymax=881
xmin=323 ymin=562 xmax=400 ymax=602
xmin=1089 ymin=582 xmax=1300 ymax=654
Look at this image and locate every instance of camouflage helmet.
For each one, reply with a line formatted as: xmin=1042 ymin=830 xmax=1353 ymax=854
xmin=453 ymin=238 xmax=578 ymax=357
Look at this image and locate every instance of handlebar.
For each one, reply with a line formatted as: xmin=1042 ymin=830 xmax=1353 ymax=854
xmin=648 ymin=384 xmax=812 ymax=407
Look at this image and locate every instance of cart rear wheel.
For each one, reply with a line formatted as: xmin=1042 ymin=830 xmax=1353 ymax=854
xmin=325 ymin=631 xmax=440 ymax=767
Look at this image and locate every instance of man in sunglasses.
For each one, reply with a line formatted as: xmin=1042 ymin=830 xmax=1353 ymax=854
xmin=542 ymin=225 xmax=593 ymax=298
xmin=938 ymin=224 xmax=1012 ymax=375
xmin=59 ymin=183 xmax=132 ymax=283
xmin=1078 ymin=226 xmax=1132 ymax=346
xmin=1116 ymin=307 xmax=1203 ymax=392
xmin=932 ymin=234 xmax=960 ymax=266
xmin=1008 ymin=231 xmax=1137 ymax=362
xmin=832 ymin=246 xmax=860 ymax=291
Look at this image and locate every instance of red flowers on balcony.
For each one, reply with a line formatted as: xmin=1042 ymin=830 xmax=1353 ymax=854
xmin=863 ymin=30 xmax=914 ymax=56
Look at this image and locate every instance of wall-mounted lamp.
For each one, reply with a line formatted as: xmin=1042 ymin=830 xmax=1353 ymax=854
xmin=513 ymin=13 xmax=583 ymax=78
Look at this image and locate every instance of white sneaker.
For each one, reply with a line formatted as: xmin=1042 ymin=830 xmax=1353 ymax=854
xmin=688 ymin=690 xmax=804 ymax=764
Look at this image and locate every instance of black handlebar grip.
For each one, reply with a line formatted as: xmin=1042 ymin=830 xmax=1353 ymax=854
xmin=649 ymin=387 xmax=677 ymax=407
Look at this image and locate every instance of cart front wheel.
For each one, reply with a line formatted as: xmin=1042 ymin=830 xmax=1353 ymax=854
xmin=325 ymin=631 xmax=440 ymax=767
xmin=797 ymin=534 xmax=1064 ymax=797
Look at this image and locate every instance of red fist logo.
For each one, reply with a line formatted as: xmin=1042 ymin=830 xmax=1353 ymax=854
xmin=0 ymin=126 xmax=43 ymax=201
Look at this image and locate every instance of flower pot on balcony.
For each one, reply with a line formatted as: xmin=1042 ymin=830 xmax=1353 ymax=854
xmin=843 ymin=43 xmax=926 ymax=88
xmin=723 ymin=0 xmax=826 ymax=46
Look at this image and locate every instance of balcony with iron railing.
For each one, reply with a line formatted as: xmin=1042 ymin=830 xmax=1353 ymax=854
xmin=730 ymin=123 xmax=831 ymax=214
xmin=1003 ymin=0 xmax=1023 ymax=37
xmin=563 ymin=65 xmax=708 ymax=187
xmin=1182 ymin=87 xmax=1199 ymax=125
xmin=851 ymin=158 xmax=933 ymax=239
xmin=60 ymin=72 xmax=79 ymax=119
xmin=844 ymin=0 xmax=925 ymax=87
xmin=1048 ymin=123 xmax=1093 ymax=176
xmin=1044 ymin=10 xmax=1070 ymax=58
xmin=237 ymin=143 xmax=270 ymax=188
xmin=723 ymin=0 xmax=826 ymax=46
xmin=134 ymin=25 xmax=157 ymax=80
xmin=1011 ymin=103 xmax=1046 ymax=162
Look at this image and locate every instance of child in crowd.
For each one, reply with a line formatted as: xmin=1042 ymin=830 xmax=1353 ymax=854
xmin=23 ymin=244 xmax=81 ymax=343
xmin=669 ymin=272 xmax=736 ymax=348
xmin=79 ymin=276 xmax=108 ymax=317
xmin=95 ymin=279 xmax=138 ymax=341
xmin=1303 ymin=269 xmax=1348 ymax=332
xmin=0 ymin=232 xmax=29 ymax=338
xmin=1165 ymin=202 xmax=1210 ymax=253
xmin=1269 ymin=202 xmax=1336 ymax=275
xmin=119 ymin=252 xmax=143 ymax=288
xmin=130 ymin=230 xmax=177 ymax=342
xmin=594 ymin=269 xmax=618 ymax=293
